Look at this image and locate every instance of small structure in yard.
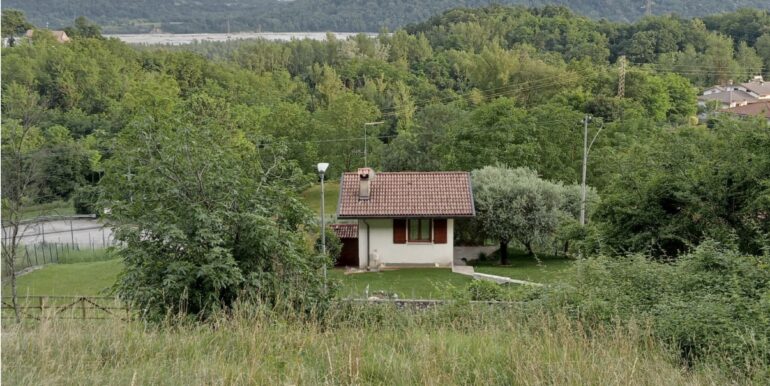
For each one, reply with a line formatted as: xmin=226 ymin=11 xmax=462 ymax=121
xmin=336 ymin=168 xmax=475 ymax=269
xmin=330 ymin=223 xmax=359 ymax=267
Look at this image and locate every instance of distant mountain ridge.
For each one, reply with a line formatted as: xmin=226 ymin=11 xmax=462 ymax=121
xmin=5 ymin=0 xmax=770 ymax=33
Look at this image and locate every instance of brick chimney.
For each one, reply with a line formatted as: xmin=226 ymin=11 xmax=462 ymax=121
xmin=358 ymin=168 xmax=374 ymax=200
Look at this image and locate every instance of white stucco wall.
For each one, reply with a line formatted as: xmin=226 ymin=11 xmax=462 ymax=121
xmin=356 ymin=218 xmax=454 ymax=268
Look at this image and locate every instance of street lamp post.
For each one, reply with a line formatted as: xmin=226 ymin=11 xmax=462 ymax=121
xmin=317 ymin=162 xmax=330 ymax=289
xmin=363 ymin=121 xmax=385 ymax=167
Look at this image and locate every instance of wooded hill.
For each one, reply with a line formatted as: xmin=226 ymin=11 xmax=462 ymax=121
xmin=5 ymin=0 xmax=770 ymax=33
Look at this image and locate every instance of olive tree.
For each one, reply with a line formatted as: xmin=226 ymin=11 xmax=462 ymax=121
xmin=471 ymin=166 xmax=565 ymax=264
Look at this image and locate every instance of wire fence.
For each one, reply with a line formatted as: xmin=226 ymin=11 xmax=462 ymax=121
xmin=1 ymin=240 xmax=119 ymax=280
xmin=1 ymin=296 xmax=130 ymax=321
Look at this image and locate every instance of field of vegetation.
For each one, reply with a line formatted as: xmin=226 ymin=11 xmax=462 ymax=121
xmin=2 ymin=307 xmax=742 ymax=385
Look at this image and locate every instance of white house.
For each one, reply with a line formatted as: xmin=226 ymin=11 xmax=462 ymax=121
xmin=336 ymin=168 xmax=475 ymax=269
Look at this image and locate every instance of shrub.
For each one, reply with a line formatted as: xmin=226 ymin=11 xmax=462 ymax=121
xmin=537 ymin=241 xmax=770 ymax=377
xmin=462 ymin=280 xmax=507 ymax=301
xmin=72 ymin=184 xmax=100 ymax=215
xmin=315 ymin=226 xmax=342 ymax=264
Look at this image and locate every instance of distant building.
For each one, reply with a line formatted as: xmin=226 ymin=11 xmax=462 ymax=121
xmin=740 ymin=76 xmax=770 ymax=100
xmin=698 ymin=77 xmax=770 ymax=123
xmin=722 ymin=101 xmax=770 ymax=124
xmin=697 ymin=88 xmax=756 ymax=109
xmin=24 ymin=29 xmax=71 ymax=43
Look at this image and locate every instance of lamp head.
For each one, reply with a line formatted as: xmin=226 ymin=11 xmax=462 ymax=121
xmin=317 ymin=162 xmax=329 ymax=174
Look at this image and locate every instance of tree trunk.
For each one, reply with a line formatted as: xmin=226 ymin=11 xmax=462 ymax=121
xmin=499 ymin=240 xmax=509 ymax=266
xmin=525 ymin=241 xmax=534 ymax=256
xmin=11 ymin=270 xmax=20 ymax=323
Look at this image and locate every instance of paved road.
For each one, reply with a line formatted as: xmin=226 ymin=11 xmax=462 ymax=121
xmin=3 ymin=219 xmax=115 ymax=247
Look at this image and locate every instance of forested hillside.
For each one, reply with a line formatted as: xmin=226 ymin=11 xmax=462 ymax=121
xmin=3 ymin=6 xmax=769 ymax=259
xmin=5 ymin=0 xmax=770 ymax=33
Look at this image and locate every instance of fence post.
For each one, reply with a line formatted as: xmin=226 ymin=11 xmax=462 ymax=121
xmin=39 ymin=296 xmax=45 ymax=319
xmin=70 ymin=218 xmax=75 ymax=248
xmin=49 ymin=244 xmax=53 ymax=263
xmin=102 ymin=229 xmax=106 ymax=248
xmin=41 ymin=222 xmax=46 ymax=244
xmin=33 ymin=244 xmax=39 ymax=265
xmin=81 ymin=298 xmax=86 ymax=320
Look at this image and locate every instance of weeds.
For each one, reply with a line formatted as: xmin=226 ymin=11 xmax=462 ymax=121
xmin=1 ymin=303 xmax=753 ymax=385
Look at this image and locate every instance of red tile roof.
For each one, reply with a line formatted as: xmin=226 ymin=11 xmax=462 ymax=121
xmin=337 ymin=171 xmax=475 ymax=218
xmin=723 ymin=101 xmax=770 ymax=119
xmin=330 ymin=223 xmax=358 ymax=239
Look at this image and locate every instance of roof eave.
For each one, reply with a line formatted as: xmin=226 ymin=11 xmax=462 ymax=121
xmin=337 ymin=214 xmax=476 ymax=219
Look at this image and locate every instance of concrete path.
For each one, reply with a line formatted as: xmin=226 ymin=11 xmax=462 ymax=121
xmin=451 ymin=265 xmax=475 ymax=275
xmin=452 ymin=257 xmax=543 ymax=287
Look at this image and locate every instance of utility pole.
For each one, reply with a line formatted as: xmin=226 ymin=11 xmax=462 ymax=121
xmin=617 ymin=55 xmax=626 ymax=98
xmin=580 ymin=115 xmax=590 ymax=226
xmin=645 ymin=0 xmax=652 ymax=16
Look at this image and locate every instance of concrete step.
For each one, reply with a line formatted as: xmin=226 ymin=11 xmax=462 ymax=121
xmin=471 ymin=272 xmax=543 ymax=286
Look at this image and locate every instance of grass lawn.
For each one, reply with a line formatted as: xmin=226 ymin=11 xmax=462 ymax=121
xmin=2 ymin=200 xmax=75 ymax=221
xmin=7 ymin=257 xmax=468 ymax=300
xmin=471 ymin=249 xmax=574 ymax=284
xmin=301 ymin=181 xmax=339 ymax=216
xmin=330 ymin=268 xmax=471 ymax=299
xmin=7 ymin=259 xmax=123 ymax=298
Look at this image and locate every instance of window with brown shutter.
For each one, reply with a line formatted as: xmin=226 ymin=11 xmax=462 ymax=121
xmin=408 ymin=219 xmax=432 ymax=242
xmin=393 ymin=219 xmax=407 ymax=244
xmin=433 ymin=219 xmax=447 ymax=244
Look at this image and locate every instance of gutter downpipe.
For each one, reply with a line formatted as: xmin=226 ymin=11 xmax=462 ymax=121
xmin=363 ymin=219 xmax=371 ymax=270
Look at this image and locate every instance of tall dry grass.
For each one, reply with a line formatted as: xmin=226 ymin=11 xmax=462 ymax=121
xmin=2 ymin=304 xmax=738 ymax=385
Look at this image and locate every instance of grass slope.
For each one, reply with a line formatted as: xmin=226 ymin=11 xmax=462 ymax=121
xmin=301 ymin=181 xmax=339 ymax=217
xmin=2 ymin=200 xmax=75 ymax=221
xmin=471 ymin=249 xmax=573 ymax=284
xmin=1 ymin=308 xmax=733 ymax=385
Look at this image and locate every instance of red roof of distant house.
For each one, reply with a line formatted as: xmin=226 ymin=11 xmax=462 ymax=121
xmin=337 ymin=171 xmax=475 ymax=218
xmin=723 ymin=102 xmax=770 ymax=119
xmin=330 ymin=223 xmax=358 ymax=239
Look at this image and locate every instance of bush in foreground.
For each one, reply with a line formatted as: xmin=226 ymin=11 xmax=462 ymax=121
xmin=536 ymin=241 xmax=770 ymax=379
xmin=101 ymin=115 xmax=333 ymax=321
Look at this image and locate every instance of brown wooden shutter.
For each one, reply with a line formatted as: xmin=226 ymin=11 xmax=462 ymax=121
xmin=393 ymin=219 xmax=407 ymax=244
xmin=433 ymin=219 xmax=447 ymax=244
